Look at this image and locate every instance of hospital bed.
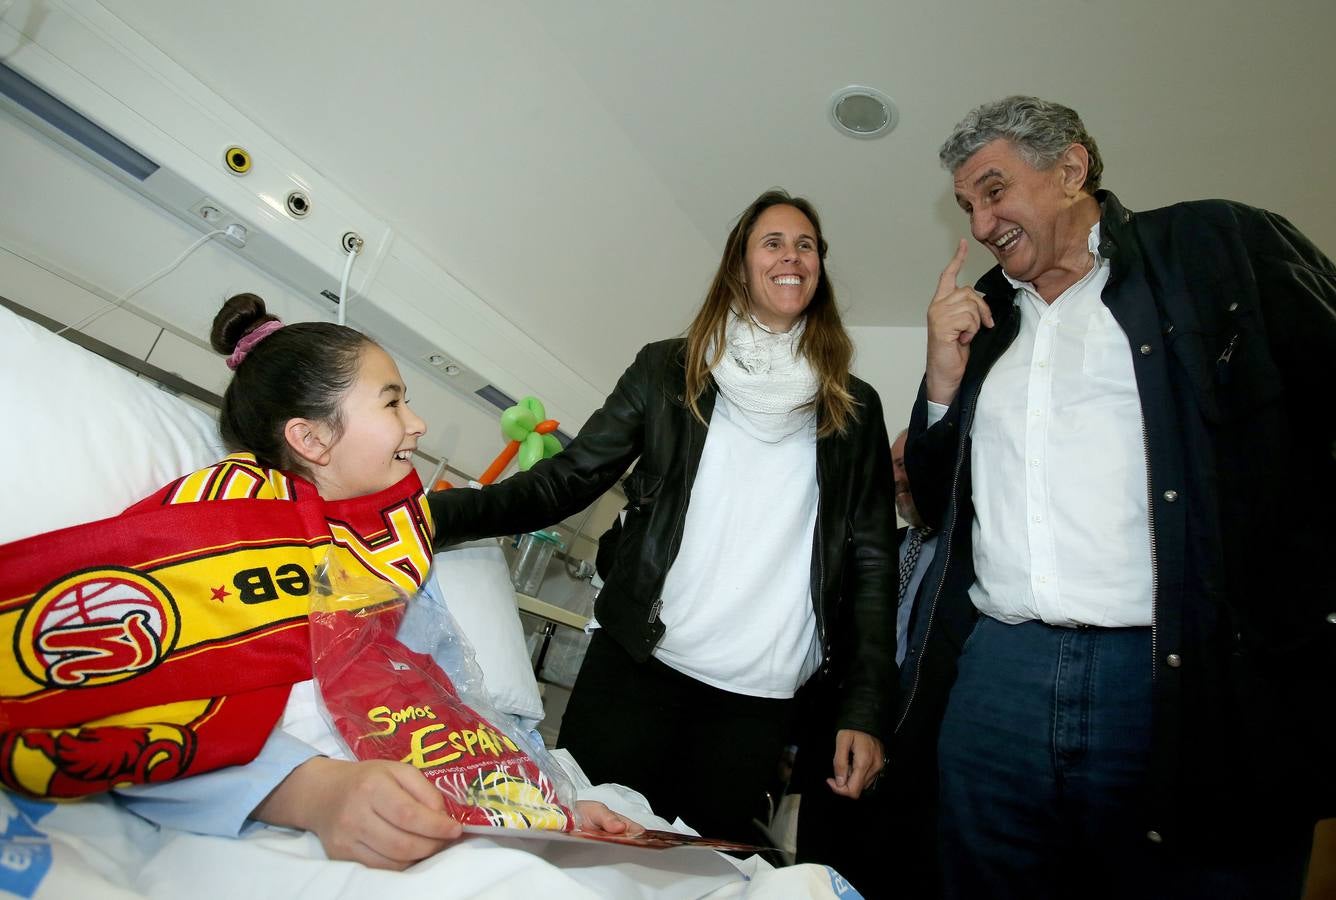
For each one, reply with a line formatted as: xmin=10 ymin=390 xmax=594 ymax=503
xmin=0 ymin=299 xmax=857 ymax=899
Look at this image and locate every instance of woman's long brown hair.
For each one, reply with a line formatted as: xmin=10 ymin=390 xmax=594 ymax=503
xmin=684 ymin=189 xmax=856 ymax=437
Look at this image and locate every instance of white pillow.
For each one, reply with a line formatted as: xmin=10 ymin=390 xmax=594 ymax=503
xmin=0 ymin=304 xmax=225 ymax=543
xmin=431 ymin=539 xmax=545 ymax=724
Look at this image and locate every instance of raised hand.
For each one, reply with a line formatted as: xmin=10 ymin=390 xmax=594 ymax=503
xmin=925 ymin=239 xmax=994 ymax=405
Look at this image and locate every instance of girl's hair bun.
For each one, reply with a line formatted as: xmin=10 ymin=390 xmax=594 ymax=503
xmin=211 ymin=293 xmax=278 ymax=354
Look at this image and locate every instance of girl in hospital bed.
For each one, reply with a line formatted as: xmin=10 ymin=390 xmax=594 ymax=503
xmin=0 ymin=293 xmax=637 ymax=871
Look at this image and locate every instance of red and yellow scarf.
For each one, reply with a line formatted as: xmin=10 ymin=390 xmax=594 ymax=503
xmin=0 ymin=453 xmax=433 ymax=798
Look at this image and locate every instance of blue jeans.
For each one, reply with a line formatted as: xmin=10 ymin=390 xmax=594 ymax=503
xmin=937 ymin=616 xmax=1308 ymax=900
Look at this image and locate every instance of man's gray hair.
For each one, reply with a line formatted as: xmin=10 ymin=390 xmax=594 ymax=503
xmin=938 ymin=96 xmax=1103 ymax=193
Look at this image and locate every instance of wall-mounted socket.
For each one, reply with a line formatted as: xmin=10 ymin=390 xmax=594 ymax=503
xmin=190 ymin=197 xmax=231 ymax=223
xmin=189 ymin=198 xmax=246 ymax=244
xmin=285 ymin=190 xmax=311 ymax=218
xmin=223 ymin=145 xmax=252 ymax=174
xmin=423 ymin=352 xmax=462 ymax=376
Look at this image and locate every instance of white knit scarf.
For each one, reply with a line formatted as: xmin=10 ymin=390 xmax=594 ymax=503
xmin=709 ymin=311 xmax=818 ymax=442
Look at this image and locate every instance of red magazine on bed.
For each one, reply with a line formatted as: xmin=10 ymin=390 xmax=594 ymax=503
xmin=462 ymin=823 xmax=773 ymax=853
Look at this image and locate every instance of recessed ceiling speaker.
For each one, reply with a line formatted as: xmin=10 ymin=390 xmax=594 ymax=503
xmin=829 ymin=85 xmax=898 ymax=139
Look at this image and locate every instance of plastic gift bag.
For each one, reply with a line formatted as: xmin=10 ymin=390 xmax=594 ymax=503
xmin=308 ymin=554 xmax=576 ymax=831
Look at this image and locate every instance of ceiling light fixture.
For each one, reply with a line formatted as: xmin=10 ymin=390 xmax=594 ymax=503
xmin=829 ymin=85 xmax=898 ymax=140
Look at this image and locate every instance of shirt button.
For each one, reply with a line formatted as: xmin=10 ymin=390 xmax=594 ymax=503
xmin=1147 ymin=830 xmax=1163 ymax=844
xmin=1228 ymin=302 xmax=1239 ymax=312
xmin=1032 ymin=409 xmax=1042 ymax=417
xmin=1139 ymin=344 xmax=1152 ymax=356
xmin=1031 ymin=459 xmax=1041 ymax=467
xmin=1163 ymin=490 xmax=1179 ymax=502
xmin=1166 ymin=653 xmax=1182 ymax=668
xmin=1032 ymin=514 xmax=1042 ymax=523
xmin=1326 ymin=612 xmax=1336 ymax=624
xmin=1038 ymin=360 xmax=1048 ymax=368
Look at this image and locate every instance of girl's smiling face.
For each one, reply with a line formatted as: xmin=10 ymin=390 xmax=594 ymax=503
xmin=304 ymin=344 xmax=427 ymax=501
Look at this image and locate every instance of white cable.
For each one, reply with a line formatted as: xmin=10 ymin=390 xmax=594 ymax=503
xmin=336 ymin=240 xmax=360 ymax=326
xmin=56 ymin=229 xmax=228 ymax=336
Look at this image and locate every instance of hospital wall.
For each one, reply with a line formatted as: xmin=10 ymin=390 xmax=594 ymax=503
xmin=0 ymin=109 xmax=516 ymax=488
xmin=847 ymin=325 xmax=928 ymax=439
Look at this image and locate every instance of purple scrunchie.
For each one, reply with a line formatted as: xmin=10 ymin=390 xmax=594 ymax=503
xmin=225 ymin=319 xmax=284 ymax=370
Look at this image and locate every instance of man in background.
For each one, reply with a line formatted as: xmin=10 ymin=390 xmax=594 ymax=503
xmin=891 ymin=428 xmax=936 ymax=670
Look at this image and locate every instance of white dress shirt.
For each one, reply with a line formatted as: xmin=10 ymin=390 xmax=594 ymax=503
xmin=929 ymin=224 xmax=1153 ymax=627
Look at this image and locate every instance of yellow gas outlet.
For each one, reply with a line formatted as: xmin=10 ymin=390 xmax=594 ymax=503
xmin=223 ymin=146 xmax=252 ymax=174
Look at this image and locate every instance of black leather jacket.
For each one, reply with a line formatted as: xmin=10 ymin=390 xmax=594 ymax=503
xmin=431 ymin=338 xmax=898 ymax=738
xmin=902 ymin=192 xmax=1336 ymax=846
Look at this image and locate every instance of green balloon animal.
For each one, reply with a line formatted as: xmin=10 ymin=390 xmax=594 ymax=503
xmin=478 ymin=396 xmax=562 ymax=484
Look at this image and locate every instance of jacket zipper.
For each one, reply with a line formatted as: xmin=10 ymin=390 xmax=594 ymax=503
xmin=1141 ymin=414 xmax=1160 ymax=680
xmin=894 ymin=404 xmax=970 ymax=733
xmin=895 ymin=315 xmax=1016 ymax=734
xmin=649 ymin=408 xmax=701 ymax=625
xmin=813 ymin=458 xmax=826 ymax=661
xmin=1215 ymin=333 xmax=1239 ymax=385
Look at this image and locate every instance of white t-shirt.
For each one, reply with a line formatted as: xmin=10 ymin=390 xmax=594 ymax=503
xmin=652 ymin=392 xmax=821 ymax=697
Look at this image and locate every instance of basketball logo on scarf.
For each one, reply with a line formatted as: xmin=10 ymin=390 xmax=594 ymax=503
xmin=15 ymin=568 xmax=180 ymax=689
xmin=0 ymin=453 xmax=435 ymax=798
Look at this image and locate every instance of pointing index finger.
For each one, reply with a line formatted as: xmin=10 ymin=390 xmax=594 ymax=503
xmin=936 ymin=239 xmax=969 ymax=297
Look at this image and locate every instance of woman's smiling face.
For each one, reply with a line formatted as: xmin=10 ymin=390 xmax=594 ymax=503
xmin=743 ymin=203 xmax=821 ymax=332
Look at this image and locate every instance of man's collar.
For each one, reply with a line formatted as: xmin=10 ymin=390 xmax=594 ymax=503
xmin=1000 ymin=220 xmax=1105 ymax=292
xmin=1094 ymin=189 xmax=1134 ymax=258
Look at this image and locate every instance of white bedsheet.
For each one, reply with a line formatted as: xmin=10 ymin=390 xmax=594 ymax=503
xmin=0 ymin=758 xmax=862 ymax=900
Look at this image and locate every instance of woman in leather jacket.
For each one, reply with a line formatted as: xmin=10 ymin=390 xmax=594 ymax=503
xmin=430 ymin=189 xmax=896 ymax=843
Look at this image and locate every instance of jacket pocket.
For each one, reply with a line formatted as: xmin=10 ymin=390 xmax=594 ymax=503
xmin=1168 ymin=313 xmax=1283 ymax=424
xmin=620 ymin=468 xmax=662 ymax=512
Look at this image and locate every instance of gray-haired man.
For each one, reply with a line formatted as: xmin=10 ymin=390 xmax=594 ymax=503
xmin=899 ymin=96 xmax=1335 ymax=897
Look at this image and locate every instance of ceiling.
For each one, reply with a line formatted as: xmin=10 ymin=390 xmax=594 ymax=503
xmin=96 ymin=0 xmax=1336 ymax=394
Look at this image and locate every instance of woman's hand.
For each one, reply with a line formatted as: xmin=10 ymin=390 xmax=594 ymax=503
xmin=573 ymin=799 xmax=645 ymax=835
xmin=826 ymin=728 xmax=885 ymax=799
xmin=253 ymin=757 xmax=463 ymax=870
